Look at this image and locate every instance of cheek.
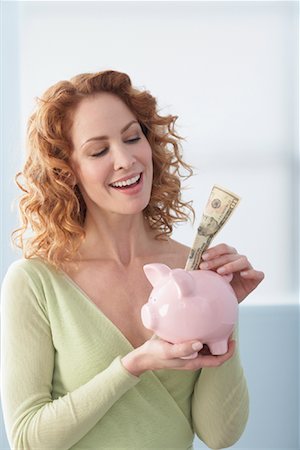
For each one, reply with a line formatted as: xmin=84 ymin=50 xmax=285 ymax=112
xmin=145 ymin=142 xmax=153 ymax=161
xmin=75 ymin=162 xmax=107 ymax=187
xmin=141 ymin=142 xmax=153 ymax=170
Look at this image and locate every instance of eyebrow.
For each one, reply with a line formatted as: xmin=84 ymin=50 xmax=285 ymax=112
xmin=80 ymin=120 xmax=139 ymax=149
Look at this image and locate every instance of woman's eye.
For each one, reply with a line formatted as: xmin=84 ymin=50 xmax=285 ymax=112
xmin=91 ymin=137 xmax=140 ymax=157
xmin=126 ymin=137 xmax=141 ymax=144
xmin=91 ymin=148 xmax=108 ymax=158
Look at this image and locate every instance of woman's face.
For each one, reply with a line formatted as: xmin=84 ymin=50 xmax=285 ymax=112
xmin=70 ymin=92 xmax=153 ymax=218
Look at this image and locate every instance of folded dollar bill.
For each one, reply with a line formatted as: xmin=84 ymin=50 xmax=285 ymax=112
xmin=185 ymin=185 xmax=240 ymax=270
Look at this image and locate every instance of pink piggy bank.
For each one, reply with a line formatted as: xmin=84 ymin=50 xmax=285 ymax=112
xmin=141 ymin=264 xmax=238 ymax=355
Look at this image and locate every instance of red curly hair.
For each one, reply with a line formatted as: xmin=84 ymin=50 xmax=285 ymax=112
xmin=12 ymin=70 xmax=195 ymax=268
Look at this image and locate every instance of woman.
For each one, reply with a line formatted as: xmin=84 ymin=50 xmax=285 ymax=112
xmin=1 ymin=70 xmax=264 ymax=450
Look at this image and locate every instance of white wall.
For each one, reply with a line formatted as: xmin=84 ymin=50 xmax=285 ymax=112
xmin=1 ymin=2 xmax=299 ymax=449
xmin=14 ymin=1 xmax=299 ymax=306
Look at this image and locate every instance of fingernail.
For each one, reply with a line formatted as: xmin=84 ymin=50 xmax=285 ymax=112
xmin=241 ymin=271 xmax=248 ymax=276
xmin=217 ymin=267 xmax=226 ymax=274
xmin=200 ymin=262 xmax=208 ymax=269
xmin=202 ymin=253 xmax=209 ymax=260
xmin=192 ymin=342 xmax=203 ymax=351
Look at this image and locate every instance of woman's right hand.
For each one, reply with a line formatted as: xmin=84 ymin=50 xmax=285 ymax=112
xmin=121 ymin=335 xmax=236 ymax=377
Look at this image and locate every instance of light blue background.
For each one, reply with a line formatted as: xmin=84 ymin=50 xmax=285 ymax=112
xmin=1 ymin=2 xmax=299 ymax=449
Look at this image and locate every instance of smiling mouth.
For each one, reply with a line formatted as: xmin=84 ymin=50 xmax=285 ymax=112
xmin=109 ymin=173 xmax=142 ymax=190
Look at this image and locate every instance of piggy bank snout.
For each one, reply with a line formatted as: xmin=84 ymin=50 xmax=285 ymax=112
xmin=141 ymin=304 xmax=156 ymax=331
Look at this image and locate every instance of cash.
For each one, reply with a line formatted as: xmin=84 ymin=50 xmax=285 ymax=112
xmin=184 ymin=185 xmax=240 ymax=271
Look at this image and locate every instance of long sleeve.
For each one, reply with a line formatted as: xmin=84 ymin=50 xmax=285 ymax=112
xmin=0 ymin=262 xmax=140 ymax=450
xmin=191 ymin=323 xmax=249 ymax=449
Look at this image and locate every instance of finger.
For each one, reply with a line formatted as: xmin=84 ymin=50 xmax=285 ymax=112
xmin=169 ymin=341 xmax=203 ymax=359
xmin=181 ymin=352 xmax=199 ymax=360
xmin=185 ymin=340 xmax=236 ymax=370
xmin=199 ymin=339 xmax=236 ymax=366
xmin=202 ymin=243 xmax=237 ymax=261
xmin=200 ymin=253 xmax=240 ymax=271
xmin=240 ymin=269 xmax=265 ymax=281
xmin=215 ymin=255 xmax=253 ymax=275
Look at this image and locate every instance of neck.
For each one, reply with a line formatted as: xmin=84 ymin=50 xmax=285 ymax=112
xmin=78 ymin=211 xmax=161 ymax=267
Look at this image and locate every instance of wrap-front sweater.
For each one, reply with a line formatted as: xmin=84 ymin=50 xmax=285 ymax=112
xmin=1 ymin=258 xmax=249 ymax=449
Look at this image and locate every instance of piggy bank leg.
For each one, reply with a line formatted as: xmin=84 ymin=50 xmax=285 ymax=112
xmin=208 ymin=340 xmax=229 ymax=355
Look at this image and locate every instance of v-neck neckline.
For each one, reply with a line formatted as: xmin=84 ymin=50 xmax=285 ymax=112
xmin=58 ymin=267 xmax=150 ymax=352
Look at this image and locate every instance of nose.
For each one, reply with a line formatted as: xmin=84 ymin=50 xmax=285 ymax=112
xmin=113 ymin=144 xmax=136 ymax=171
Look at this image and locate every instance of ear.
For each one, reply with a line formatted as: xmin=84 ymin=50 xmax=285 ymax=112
xmin=171 ymin=269 xmax=195 ymax=298
xmin=143 ymin=263 xmax=171 ymax=287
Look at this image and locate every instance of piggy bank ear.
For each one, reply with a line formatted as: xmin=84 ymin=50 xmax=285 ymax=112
xmin=171 ymin=269 xmax=195 ymax=298
xmin=143 ymin=263 xmax=171 ymax=287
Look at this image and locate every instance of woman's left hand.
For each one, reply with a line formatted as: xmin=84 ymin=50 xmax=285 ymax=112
xmin=199 ymin=243 xmax=265 ymax=303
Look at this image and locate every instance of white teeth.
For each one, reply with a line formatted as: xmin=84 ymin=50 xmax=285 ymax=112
xmin=111 ymin=173 xmax=141 ymax=188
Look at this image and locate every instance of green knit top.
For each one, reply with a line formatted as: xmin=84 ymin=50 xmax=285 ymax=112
xmin=1 ymin=258 xmax=249 ymax=449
